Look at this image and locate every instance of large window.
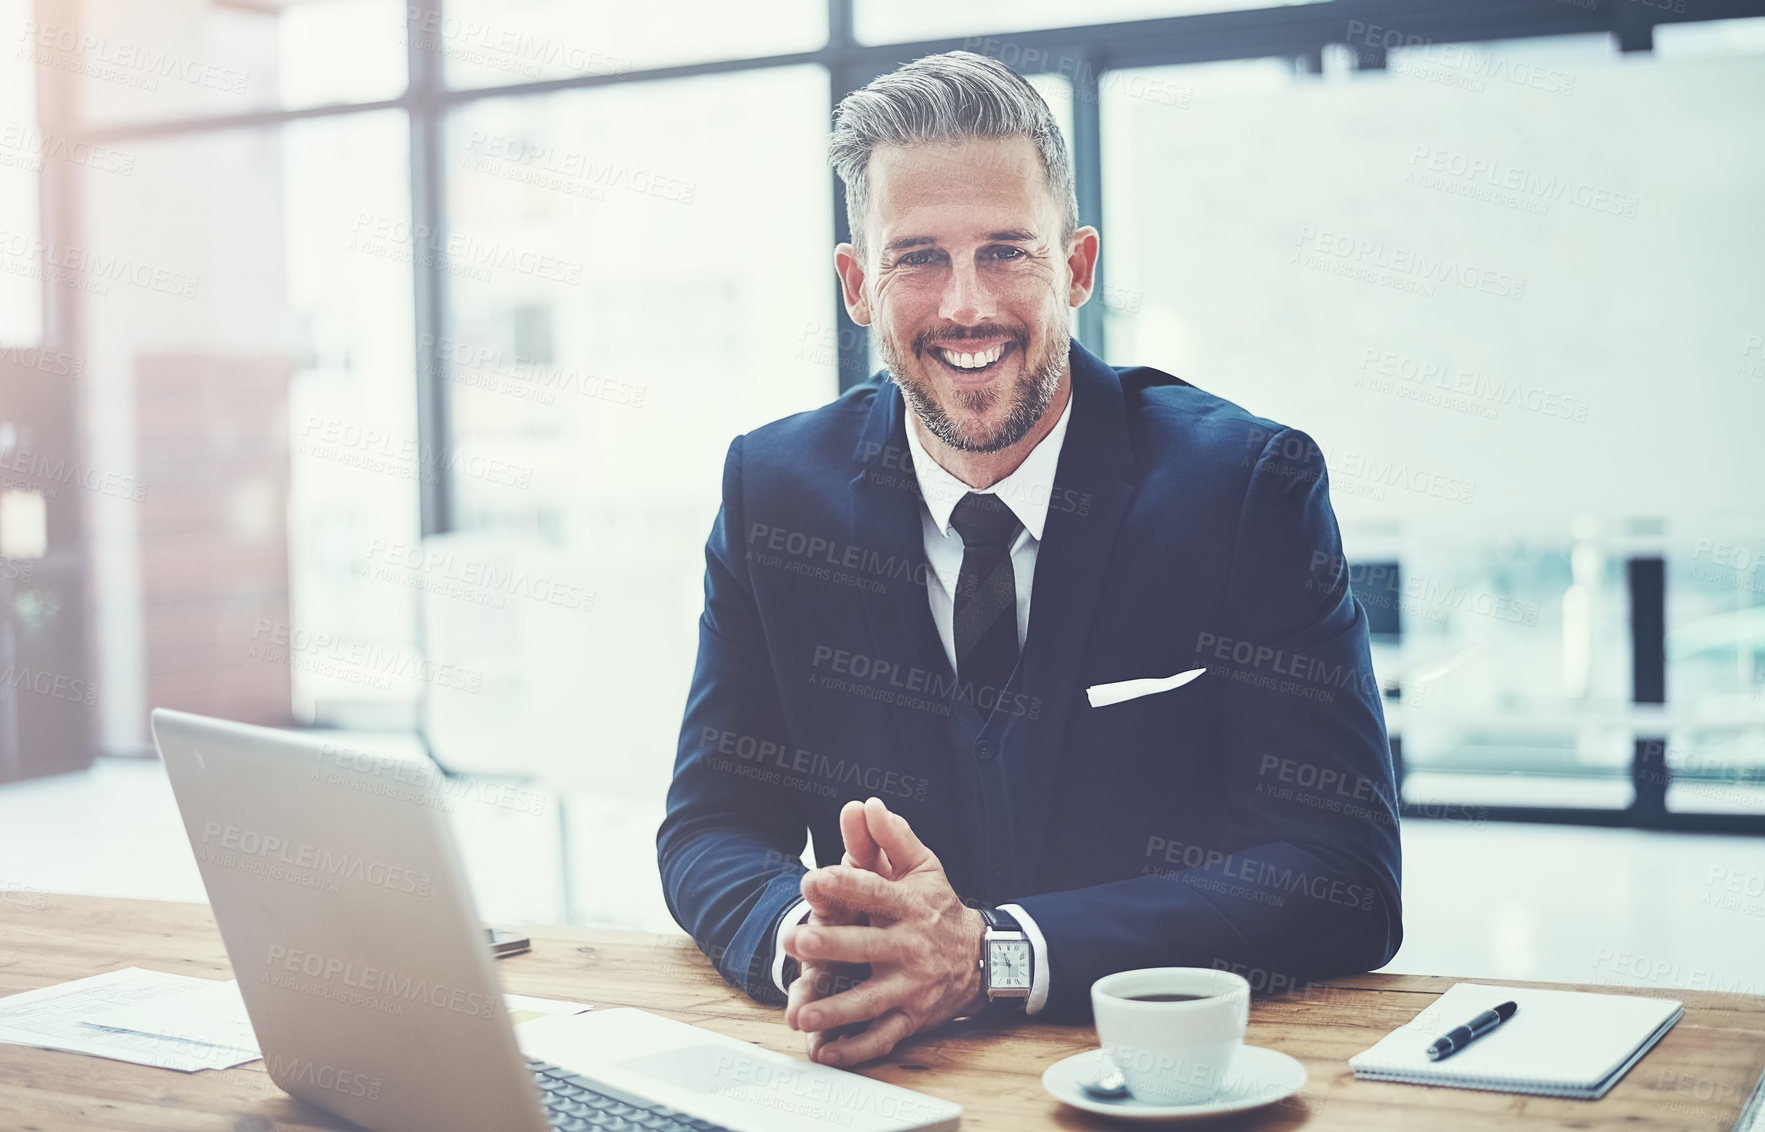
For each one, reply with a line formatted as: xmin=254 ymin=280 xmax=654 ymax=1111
xmin=855 ymin=0 xmax=1331 ymax=45
xmin=74 ymin=115 xmax=418 ymax=738
xmin=39 ymin=0 xmax=408 ymax=125
xmin=437 ymin=0 xmax=827 ymax=86
xmin=423 ymin=67 xmax=833 ymax=792
xmin=34 ymin=0 xmax=1765 ymax=837
xmin=1099 ymin=30 xmax=1765 ymax=818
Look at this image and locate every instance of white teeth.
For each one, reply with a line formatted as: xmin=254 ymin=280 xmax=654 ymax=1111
xmin=939 ymin=344 xmax=1004 ymax=369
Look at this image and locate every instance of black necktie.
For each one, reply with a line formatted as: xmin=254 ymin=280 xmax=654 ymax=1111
xmin=949 ymin=492 xmax=1023 ymax=697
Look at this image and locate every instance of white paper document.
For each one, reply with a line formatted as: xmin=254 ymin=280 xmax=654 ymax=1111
xmin=1 ymin=967 xmax=596 ymax=1074
xmin=89 ymin=977 xmax=260 ymax=1056
xmin=1086 ymin=666 xmax=1207 ymax=708
xmin=89 ymin=981 xmax=591 ymax=1059
xmin=504 ymin=994 xmax=595 ymax=1024
xmin=0 ymin=967 xmax=260 ymax=1072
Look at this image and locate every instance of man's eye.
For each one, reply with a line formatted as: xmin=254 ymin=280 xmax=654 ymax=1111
xmin=988 ymin=246 xmax=1025 ymax=260
xmin=899 ymin=250 xmax=935 ymax=266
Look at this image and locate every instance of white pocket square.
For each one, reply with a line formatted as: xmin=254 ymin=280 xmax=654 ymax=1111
xmin=1085 ymin=667 xmax=1207 ymax=708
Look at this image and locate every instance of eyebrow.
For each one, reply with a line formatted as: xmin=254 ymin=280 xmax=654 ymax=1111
xmin=882 ymin=229 xmax=1041 ymax=253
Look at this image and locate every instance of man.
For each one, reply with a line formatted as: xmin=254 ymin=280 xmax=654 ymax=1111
xmin=657 ymin=50 xmax=1401 ymax=1069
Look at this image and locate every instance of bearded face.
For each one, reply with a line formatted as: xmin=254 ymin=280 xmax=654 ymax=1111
xmin=846 ymin=136 xmax=1080 ymax=456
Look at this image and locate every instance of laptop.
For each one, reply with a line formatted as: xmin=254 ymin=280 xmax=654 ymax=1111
xmin=150 ymin=708 xmax=962 ymax=1132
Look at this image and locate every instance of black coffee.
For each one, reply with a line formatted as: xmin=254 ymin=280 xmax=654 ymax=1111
xmin=1125 ymin=993 xmax=1209 ymax=1002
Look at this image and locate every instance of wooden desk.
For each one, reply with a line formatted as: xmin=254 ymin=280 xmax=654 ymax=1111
xmin=2 ymin=894 xmax=1761 ymax=1130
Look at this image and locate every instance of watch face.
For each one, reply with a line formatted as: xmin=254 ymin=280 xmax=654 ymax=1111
xmin=988 ymin=939 xmax=1032 ymax=990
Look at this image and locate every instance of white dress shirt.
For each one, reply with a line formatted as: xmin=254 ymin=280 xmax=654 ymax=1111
xmin=771 ymin=383 xmax=1074 ymax=1015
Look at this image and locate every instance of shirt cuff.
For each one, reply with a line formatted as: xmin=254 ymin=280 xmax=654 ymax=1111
xmin=997 ymin=902 xmax=1048 ymax=1016
xmin=770 ymin=898 xmax=812 ymax=994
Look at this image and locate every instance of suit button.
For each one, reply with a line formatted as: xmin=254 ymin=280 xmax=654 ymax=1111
xmin=974 ymin=738 xmax=995 ymax=759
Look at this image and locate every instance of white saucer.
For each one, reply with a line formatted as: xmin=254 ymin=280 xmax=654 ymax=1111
xmin=1042 ymin=1045 xmax=1307 ymax=1121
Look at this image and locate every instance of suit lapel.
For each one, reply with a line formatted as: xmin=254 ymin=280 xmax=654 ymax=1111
xmin=847 ymin=381 xmax=959 ymax=822
xmin=1012 ymin=341 xmax=1135 ymax=890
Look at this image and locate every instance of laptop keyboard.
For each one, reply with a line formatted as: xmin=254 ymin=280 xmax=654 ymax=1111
xmin=530 ymin=1058 xmax=734 ymax=1132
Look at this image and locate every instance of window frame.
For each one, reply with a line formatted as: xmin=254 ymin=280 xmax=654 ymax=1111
xmin=47 ymin=0 xmax=1765 ymax=831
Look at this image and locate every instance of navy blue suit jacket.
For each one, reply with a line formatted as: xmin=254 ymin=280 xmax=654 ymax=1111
xmin=657 ymin=341 xmax=1402 ymax=1022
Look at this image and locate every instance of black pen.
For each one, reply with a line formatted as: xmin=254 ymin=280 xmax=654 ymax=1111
xmin=1426 ymin=1001 xmax=1518 ymax=1060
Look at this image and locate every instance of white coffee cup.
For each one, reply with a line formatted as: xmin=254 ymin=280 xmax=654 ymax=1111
xmin=1091 ymin=967 xmax=1251 ymax=1105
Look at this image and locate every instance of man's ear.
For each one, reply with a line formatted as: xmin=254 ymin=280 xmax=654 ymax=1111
xmin=834 ymin=242 xmax=872 ymax=326
xmin=1065 ymin=225 xmax=1101 ymax=309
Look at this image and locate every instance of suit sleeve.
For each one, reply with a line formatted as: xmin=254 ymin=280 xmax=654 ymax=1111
xmin=1011 ymin=426 xmax=1404 ymax=1021
xmin=656 ymin=435 xmax=809 ymax=1005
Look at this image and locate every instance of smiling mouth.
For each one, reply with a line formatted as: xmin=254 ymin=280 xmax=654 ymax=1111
xmin=927 ymin=340 xmax=1015 ymax=377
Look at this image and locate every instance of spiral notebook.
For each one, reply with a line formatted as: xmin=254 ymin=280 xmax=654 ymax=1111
xmin=1349 ymin=982 xmax=1683 ymax=1100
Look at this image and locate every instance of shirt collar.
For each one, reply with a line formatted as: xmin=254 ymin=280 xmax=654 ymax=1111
xmin=901 ymin=383 xmax=1075 ymax=542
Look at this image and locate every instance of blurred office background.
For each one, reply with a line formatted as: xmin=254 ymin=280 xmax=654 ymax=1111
xmin=1 ymin=0 xmax=1762 ymax=991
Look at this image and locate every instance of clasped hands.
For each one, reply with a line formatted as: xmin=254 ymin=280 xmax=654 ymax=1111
xmin=781 ymin=796 xmax=986 ymax=1067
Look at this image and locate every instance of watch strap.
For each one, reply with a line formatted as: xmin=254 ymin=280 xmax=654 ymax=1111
xmin=980 ymin=906 xmax=1022 ymax=933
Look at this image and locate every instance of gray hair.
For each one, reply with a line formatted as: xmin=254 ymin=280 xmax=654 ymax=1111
xmin=829 ymin=50 xmax=1078 ymax=257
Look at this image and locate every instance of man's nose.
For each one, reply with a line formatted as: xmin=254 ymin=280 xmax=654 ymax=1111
xmin=938 ymin=258 xmax=996 ymax=325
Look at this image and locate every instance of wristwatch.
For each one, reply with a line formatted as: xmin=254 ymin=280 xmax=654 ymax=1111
xmin=977 ymin=906 xmax=1032 ymax=1012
